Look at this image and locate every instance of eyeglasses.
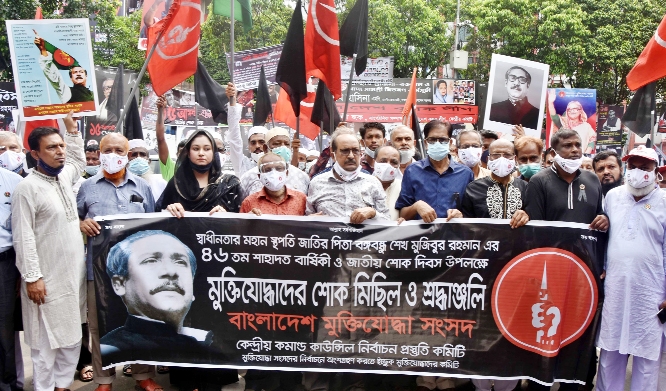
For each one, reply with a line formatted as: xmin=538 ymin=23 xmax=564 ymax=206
xmin=128 ymin=151 xmax=148 ymax=158
xmin=259 ymin=162 xmax=287 ymax=173
xmin=338 ymin=148 xmax=361 ymax=156
xmin=507 ymin=75 xmax=528 ymax=84
xmin=425 ymin=137 xmax=450 ymax=145
xmin=459 ymin=143 xmax=481 ymax=149
xmin=217 ymin=148 xmax=227 ymax=153
xmin=490 ymin=153 xmax=515 ymax=159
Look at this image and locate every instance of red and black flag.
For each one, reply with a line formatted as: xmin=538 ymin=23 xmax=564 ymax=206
xmin=339 ymin=0 xmax=368 ymax=75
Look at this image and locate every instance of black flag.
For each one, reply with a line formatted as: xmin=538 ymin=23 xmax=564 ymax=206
xmin=106 ymin=64 xmax=125 ymax=121
xmin=194 ymin=59 xmax=229 ymax=124
xmin=624 ymin=82 xmax=656 ymax=137
xmin=310 ymin=81 xmax=340 ymax=133
xmin=124 ymin=95 xmax=143 ymax=140
xmin=339 ymin=0 xmax=368 ymax=75
xmin=253 ymin=65 xmax=272 ymax=126
xmin=275 ymin=0 xmax=307 ymax=117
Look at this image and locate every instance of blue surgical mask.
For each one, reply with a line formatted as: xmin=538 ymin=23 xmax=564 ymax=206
xmin=271 ymin=146 xmax=292 ymax=164
xmin=128 ymin=158 xmax=150 ymax=176
xmin=426 ymin=141 xmax=450 ymax=161
xmin=84 ymin=165 xmax=99 ymax=176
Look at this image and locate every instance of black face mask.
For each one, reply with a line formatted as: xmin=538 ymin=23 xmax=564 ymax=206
xmin=191 ymin=161 xmax=213 ymax=173
xmin=481 ymin=149 xmax=490 ymax=164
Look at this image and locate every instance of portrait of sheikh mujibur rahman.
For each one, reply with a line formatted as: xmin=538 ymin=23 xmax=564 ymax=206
xmin=100 ymin=230 xmax=221 ymax=364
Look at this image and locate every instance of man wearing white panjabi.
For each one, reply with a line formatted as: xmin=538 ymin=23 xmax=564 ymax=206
xmin=11 ymin=113 xmax=86 ymax=391
xmin=596 ymin=145 xmax=666 ymax=391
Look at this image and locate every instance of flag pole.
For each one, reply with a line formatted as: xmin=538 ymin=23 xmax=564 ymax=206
xmin=342 ymin=53 xmax=357 ymax=122
xmin=319 ymin=121 xmax=323 ymax=150
xmin=329 ymin=89 xmax=335 ymax=134
xmin=230 ymin=0 xmax=235 ymax=84
xmin=116 ymin=28 xmax=166 ymax=131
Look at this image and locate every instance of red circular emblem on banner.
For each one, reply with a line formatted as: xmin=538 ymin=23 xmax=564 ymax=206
xmin=491 ymin=248 xmax=597 ymax=357
xmin=54 ymin=49 xmax=75 ymax=67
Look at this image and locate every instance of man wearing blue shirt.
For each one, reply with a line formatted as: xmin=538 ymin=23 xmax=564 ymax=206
xmin=396 ymin=120 xmax=473 ymax=222
xmin=0 ymin=167 xmax=23 ymax=391
xmin=76 ymin=133 xmax=162 ymax=391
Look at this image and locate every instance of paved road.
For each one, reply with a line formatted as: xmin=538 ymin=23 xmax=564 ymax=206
xmin=18 ymin=336 xmax=631 ymax=391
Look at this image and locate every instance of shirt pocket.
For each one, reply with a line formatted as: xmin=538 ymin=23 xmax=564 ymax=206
xmin=360 ymin=189 xmax=376 ymax=209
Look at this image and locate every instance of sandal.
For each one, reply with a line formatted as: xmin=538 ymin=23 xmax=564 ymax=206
xmin=123 ymin=364 xmax=132 ymax=377
xmin=136 ymin=378 xmax=164 ymax=391
xmin=79 ymin=365 xmax=93 ymax=382
xmin=156 ymin=366 xmax=170 ymax=374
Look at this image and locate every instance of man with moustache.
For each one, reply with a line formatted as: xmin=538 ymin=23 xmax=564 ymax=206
xmin=100 ymin=230 xmax=216 ymax=364
xmin=593 ymin=150 xmax=623 ymax=196
xmin=489 ymin=66 xmax=539 ymax=129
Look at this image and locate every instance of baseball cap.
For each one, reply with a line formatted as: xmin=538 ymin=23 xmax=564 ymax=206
xmin=621 ymin=145 xmax=658 ymax=163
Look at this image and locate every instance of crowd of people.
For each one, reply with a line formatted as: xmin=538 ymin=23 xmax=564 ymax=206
xmin=0 ymin=80 xmax=664 ymax=391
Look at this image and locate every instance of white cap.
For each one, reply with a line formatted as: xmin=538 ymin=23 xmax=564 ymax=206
xmin=298 ymin=148 xmax=309 ymax=155
xmin=265 ymin=127 xmax=290 ymax=143
xmin=622 ymin=145 xmax=658 ymax=163
xmin=128 ymin=139 xmax=148 ymax=150
xmin=248 ymin=126 xmax=268 ymax=139
xmin=211 ymin=131 xmax=223 ymax=140
xmin=307 ymin=150 xmax=320 ymax=158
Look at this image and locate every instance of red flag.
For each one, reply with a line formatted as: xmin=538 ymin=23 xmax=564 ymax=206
xmin=274 ymin=86 xmax=321 ymax=140
xmin=626 ymin=14 xmax=666 ymax=91
xmin=35 ymin=7 xmax=43 ymax=19
xmin=146 ymin=0 xmax=201 ymax=96
xmin=305 ymin=0 xmax=342 ymax=100
xmin=402 ymin=68 xmax=417 ymax=125
xmin=23 ymin=119 xmax=59 ymax=151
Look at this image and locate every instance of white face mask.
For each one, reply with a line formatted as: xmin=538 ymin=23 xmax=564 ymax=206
xmin=0 ymin=150 xmax=25 ymax=172
xmin=260 ymin=169 xmax=287 ymax=192
xmin=487 ymin=156 xmax=516 ymax=178
xmin=365 ymin=146 xmax=377 ymax=159
xmin=625 ymin=168 xmax=656 ymax=189
xmin=554 ymin=153 xmax=583 ymax=174
xmin=373 ymin=162 xmax=400 ymax=182
xmin=458 ymin=147 xmax=482 ymax=168
xmin=251 ymin=152 xmax=264 ymax=163
xmin=399 ymin=148 xmax=415 ymax=164
xmin=298 ymin=162 xmax=306 ymax=171
xmin=218 ymin=152 xmax=228 ymax=166
xmin=332 ymin=161 xmax=361 ymax=182
xmin=99 ymin=153 xmax=128 ymax=174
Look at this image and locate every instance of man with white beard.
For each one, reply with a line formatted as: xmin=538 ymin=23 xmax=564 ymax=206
xmin=389 ymin=125 xmax=417 ymax=174
xmin=596 ymin=145 xmax=666 ymax=391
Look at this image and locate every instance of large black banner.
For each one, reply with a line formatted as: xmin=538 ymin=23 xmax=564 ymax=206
xmin=92 ymin=215 xmax=605 ymax=386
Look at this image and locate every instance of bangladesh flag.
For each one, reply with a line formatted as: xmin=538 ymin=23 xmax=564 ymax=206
xmin=213 ymin=0 xmax=253 ymax=32
xmin=43 ymin=40 xmax=80 ymax=70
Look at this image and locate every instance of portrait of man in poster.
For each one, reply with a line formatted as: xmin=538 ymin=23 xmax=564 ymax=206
xmin=33 ymin=31 xmax=95 ymax=104
xmin=100 ymin=230 xmax=218 ymax=363
xmin=489 ymin=66 xmax=540 ymax=130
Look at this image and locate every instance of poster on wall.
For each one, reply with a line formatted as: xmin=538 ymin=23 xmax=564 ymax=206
xmin=595 ymin=105 xmax=624 ymax=155
xmin=6 ymin=18 xmax=100 ymax=120
xmin=432 ymin=79 xmax=475 ymax=105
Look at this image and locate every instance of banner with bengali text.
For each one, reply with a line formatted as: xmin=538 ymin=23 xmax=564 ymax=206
xmin=93 ymin=214 xmax=605 ymax=386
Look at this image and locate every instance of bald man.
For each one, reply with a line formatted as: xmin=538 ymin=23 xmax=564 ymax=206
xmin=76 ymin=133 xmax=161 ymax=391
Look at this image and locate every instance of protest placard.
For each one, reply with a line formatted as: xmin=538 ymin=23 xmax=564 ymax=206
xmin=6 ymin=18 xmax=100 ymax=120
